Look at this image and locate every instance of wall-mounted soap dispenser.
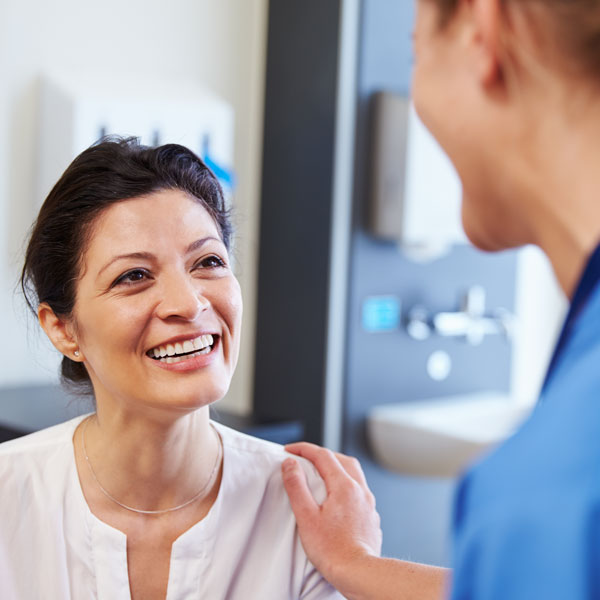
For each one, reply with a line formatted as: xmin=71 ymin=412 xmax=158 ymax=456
xmin=369 ymin=91 xmax=465 ymax=260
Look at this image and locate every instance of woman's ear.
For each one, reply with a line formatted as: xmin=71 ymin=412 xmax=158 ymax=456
xmin=38 ymin=303 xmax=83 ymax=362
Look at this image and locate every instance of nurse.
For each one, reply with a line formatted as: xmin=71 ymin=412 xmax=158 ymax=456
xmin=1 ymin=138 xmax=341 ymax=599
xmin=282 ymin=0 xmax=600 ymax=598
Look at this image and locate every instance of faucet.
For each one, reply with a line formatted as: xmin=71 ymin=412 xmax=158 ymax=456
xmin=406 ymin=285 xmax=515 ymax=346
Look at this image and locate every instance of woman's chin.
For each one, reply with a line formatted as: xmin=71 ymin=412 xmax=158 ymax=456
xmin=140 ymin=382 xmax=230 ymax=414
xmin=141 ymin=361 xmax=234 ymax=412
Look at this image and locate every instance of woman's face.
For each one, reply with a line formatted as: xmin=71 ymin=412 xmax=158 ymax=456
xmin=70 ymin=189 xmax=242 ymax=416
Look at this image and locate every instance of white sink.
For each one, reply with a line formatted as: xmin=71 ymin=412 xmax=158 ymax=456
xmin=367 ymin=392 xmax=533 ymax=478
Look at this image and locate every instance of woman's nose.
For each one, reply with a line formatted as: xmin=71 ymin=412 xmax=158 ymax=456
xmin=155 ymin=274 xmax=210 ymax=321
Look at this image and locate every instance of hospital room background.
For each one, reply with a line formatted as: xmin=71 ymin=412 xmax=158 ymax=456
xmin=0 ymin=0 xmax=566 ymax=566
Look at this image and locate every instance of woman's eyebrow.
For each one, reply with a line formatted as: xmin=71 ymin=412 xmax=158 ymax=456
xmin=97 ymin=237 xmax=222 ymax=279
xmin=185 ymin=236 xmax=222 ymax=254
xmin=97 ymin=252 xmax=155 ymax=278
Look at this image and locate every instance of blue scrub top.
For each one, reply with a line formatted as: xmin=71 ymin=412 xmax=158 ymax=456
xmin=451 ymin=243 xmax=600 ymax=599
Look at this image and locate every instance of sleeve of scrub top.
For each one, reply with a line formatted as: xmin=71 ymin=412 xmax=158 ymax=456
xmin=450 ymin=475 xmax=600 ymax=600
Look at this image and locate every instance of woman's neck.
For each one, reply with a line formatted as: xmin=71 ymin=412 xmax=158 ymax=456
xmin=81 ymin=404 xmax=220 ymax=513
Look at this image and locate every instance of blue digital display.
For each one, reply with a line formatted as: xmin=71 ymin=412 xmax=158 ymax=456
xmin=362 ymin=296 xmax=401 ymax=332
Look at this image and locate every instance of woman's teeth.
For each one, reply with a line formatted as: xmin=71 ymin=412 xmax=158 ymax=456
xmin=159 ymin=348 xmax=211 ymax=364
xmin=148 ymin=334 xmax=214 ymax=362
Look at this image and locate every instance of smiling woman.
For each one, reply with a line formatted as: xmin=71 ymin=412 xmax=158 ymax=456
xmin=0 ymin=138 xmax=341 ymax=600
xmin=42 ymin=188 xmax=242 ymax=415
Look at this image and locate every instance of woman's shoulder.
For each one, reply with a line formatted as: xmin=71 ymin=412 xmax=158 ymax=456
xmin=209 ymin=422 xmax=340 ymax=598
xmin=212 ymin=421 xmax=327 ymax=503
xmin=0 ymin=414 xmax=85 ymax=454
xmin=212 ymin=420 xmax=287 ymax=457
xmin=0 ymin=416 xmax=86 ymax=522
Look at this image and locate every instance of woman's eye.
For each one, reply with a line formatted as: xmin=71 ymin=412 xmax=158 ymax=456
xmin=114 ymin=269 xmax=149 ymax=286
xmin=196 ymin=255 xmax=226 ymax=269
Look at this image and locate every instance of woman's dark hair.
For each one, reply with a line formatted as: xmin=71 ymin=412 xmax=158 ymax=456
xmin=21 ymin=136 xmax=232 ymax=394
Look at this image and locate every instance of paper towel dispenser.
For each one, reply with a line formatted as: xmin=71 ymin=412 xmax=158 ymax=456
xmin=368 ymin=91 xmax=465 ymax=260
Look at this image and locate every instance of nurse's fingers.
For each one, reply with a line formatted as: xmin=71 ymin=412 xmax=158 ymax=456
xmin=285 ymin=442 xmax=369 ymax=491
xmin=282 ymin=448 xmax=383 ymax=588
xmin=281 ymin=458 xmax=319 ymax=523
xmin=284 ymin=442 xmax=349 ymax=494
xmin=334 ymin=452 xmax=369 ymax=489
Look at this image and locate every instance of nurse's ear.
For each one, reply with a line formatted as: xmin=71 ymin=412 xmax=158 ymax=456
xmin=38 ymin=302 xmax=84 ymax=362
xmin=466 ymin=0 xmax=504 ymax=87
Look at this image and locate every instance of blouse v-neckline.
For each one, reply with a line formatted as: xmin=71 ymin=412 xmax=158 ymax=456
xmin=67 ymin=415 xmax=225 ymax=599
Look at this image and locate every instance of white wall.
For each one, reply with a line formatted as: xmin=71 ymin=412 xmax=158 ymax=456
xmin=0 ymin=0 xmax=267 ymax=415
xmin=512 ymin=246 xmax=567 ymax=405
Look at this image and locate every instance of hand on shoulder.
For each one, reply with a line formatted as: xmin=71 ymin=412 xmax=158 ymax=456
xmin=281 ymin=442 xmax=382 ymax=593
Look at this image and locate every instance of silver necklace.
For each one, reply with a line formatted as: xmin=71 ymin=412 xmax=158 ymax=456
xmin=81 ymin=416 xmax=222 ymax=515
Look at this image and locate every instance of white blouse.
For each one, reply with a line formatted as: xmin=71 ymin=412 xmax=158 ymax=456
xmin=0 ymin=415 xmax=342 ymax=599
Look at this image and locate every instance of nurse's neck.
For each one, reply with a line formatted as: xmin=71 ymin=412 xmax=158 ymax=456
xmin=529 ymin=151 xmax=600 ymax=301
xmin=510 ymin=91 xmax=600 ymax=301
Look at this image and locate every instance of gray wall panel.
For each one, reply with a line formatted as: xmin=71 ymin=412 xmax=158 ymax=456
xmin=254 ymin=0 xmax=342 ymax=441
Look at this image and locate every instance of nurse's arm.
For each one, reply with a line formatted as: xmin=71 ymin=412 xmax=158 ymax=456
xmin=282 ymin=443 xmax=450 ymax=600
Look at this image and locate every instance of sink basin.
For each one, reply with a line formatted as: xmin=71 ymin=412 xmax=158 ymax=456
xmin=367 ymin=392 xmax=533 ymax=478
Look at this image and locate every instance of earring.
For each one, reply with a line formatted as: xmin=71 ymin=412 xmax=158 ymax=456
xmin=74 ymin=350 xmax=80 ymax=358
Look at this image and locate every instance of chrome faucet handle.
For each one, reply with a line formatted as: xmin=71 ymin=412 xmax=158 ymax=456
xmin=462 ymin=284 xmax=486 ymax=317
xmin=491 ymin=306 xmax=516 ymax=340
xmin=406 ymin=305 xmax=432 ymax=341
xmin=405 ymin=285 xmax=515 ymax=346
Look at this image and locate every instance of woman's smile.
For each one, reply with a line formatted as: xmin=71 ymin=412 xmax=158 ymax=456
xmin=146 ymin=332 xmax=216 ymax=360
xmin=146 ymin=332 xmax=220 ymax=371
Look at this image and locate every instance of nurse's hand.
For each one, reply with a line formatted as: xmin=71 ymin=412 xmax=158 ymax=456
xmin=282 ymin=444 xmax=449 ymax=600
xmin=282 ymin=442 xmax=382 ymax=595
